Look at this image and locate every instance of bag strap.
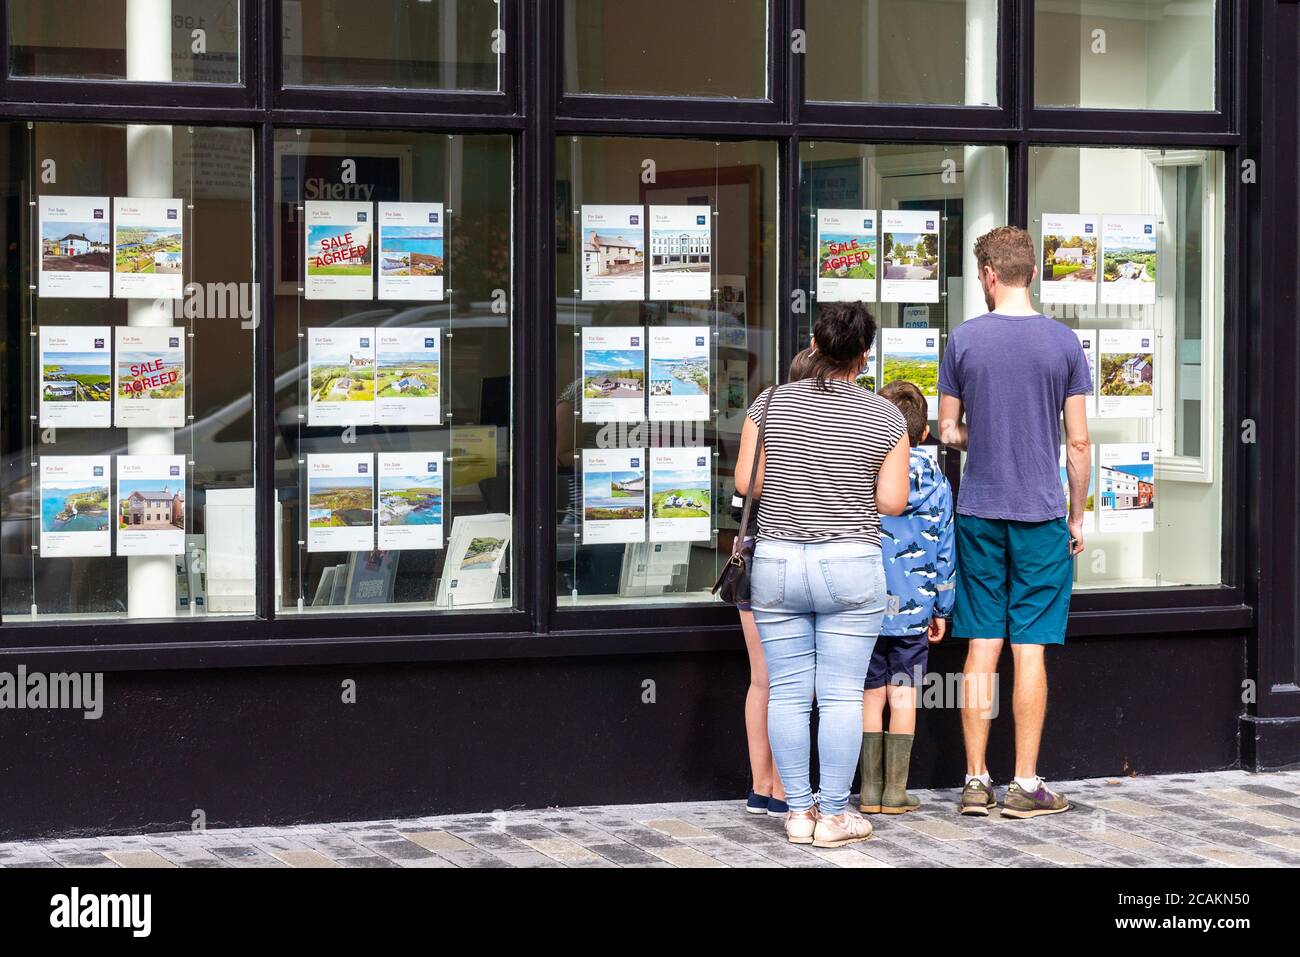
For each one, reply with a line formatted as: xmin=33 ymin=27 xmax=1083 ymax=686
xmin=734 ymin=385 xmax=775 ymax=552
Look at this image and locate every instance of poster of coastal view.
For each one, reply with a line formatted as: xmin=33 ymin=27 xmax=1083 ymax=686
xmin=1040 ymin=213 xmax=1098 ymax=305
xmin=582 ymin=448 xmax=646 ymax=544
xmin=880 ymin=210 xmax=940 ymax=303
xmin=304 ymin=201 xmax=374 ymax=300
xmin=1098 ymin=328 xmax=1155 ymax=419
xmin=39 ymin=326 xmax=112 ymax=428
xmin=306 ymin=453 xmax=375 ymax=552
xmin=112 ymin=197 xmax=183 ymax=299
xmin=649 ymin=447 xmax=712 ymax=543
xmin=378 ymin=452 xmax=444 ymax=551
xmin=378 ymin=202 xmax=445 ymax=301
xmin=648 ymin=326 xmax=710 ymax=421
xmin=308 ymin=328 xmax=375 ymax=426
xmin=881 ymin=328 xmax=940 ymax=417
xmin=375 ymin=327 xmax=441 ymax=425
xmin=581 ymin=326 xmax=645 ymax=422
xmin=38 ymin=196 xmax=111 ymax=298
xmin=438 ymin=512 xmax=512 ymax=607
xmin=1101 ymin=215 xmax=1158 ymax=305
xmin=114 ymin=327 xmax=186 ymax=428
xmin=39 ymin=456 xmax=112 ymax=557
xmin=116 ymin=454 xmax=186 ymax=556
xmin=817 ymin=209 xmax=877 ymax=303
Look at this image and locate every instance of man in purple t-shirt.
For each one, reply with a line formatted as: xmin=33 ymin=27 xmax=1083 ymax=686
xmin=937 ymin=226 xmax=1092 ymax=821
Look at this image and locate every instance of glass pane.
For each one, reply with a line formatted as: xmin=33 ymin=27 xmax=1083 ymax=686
xmin=555 ymin=137 xmax=778 ymax=606
xmin=1034 ymin=0 xmax=1216 ymax=111
xmin=798 ymin=140 xmax=1009 ymax=458
xmin=273 ymin=129 xmax=513 ymax=614
xmin=564 ymin=0 xmax=767 ymax=99
xmin=805 ymin=0 xmax=998 ymax=106
xmin=1 ymin=122 xmax=255 ymax=621
xmin=1029 ymin=145 xmax=1224 ymax=589
xmin=9 ymin=1 xmax=240 ymax=83
xmin=281 ymin=0 xmax=501 ymax=90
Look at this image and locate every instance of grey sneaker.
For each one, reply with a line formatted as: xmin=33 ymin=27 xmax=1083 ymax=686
xmin=1001 ymin=780 xmax=1071 ymax=819
xmin=959 ymin=778 xmax=998 ymax=816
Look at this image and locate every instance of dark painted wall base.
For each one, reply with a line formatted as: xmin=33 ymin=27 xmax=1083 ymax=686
xmin=1240 ymin=714 xmax=1300 ymax=771
xmin=0 ymin=631 xmax=1245 ymax=841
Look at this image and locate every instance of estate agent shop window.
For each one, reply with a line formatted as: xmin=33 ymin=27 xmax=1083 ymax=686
xmin=0 ymin=0 xmax=1238 ymax=643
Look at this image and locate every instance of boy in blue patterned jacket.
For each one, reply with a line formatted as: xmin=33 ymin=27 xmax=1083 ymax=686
xmin=859 ymin=380 xmax=956 ymax=815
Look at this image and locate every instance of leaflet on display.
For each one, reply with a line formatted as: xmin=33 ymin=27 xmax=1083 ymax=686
xmin=39 ymin=326 xmax=112 ymax=428
xmin=116 ymin=455 xmax=187 ymax=556
xmin=38 ymin=196 xmax=111 ymax=298
xmin=649 ymin=446 xmax=712 ymax=543
xmin=114 ymin=326 xmax=185 ymax=428
xmin=582 ymin=448 xmax=646 ymax=545
xmin=880 ymin=210 xmax=939 ymax=303
xmin=112 ymin=197 xmax=184 ymax=300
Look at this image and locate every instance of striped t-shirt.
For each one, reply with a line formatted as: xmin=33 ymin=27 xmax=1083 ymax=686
xmin=745 ymin=379 xmax=907 ymax=545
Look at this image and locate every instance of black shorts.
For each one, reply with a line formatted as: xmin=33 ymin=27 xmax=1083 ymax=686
xmin=865 ymin=632 xmax=929 ymax=689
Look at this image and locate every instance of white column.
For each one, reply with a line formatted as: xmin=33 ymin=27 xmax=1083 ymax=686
xmin=962 ymin=0 xmax=1003 ymax=321
xmin=126 ymin=0 xmax=177 ymax=617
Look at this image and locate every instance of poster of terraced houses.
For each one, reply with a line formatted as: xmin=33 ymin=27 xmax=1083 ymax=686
xmin=648 ymin=327 xmax=710 ymax=421
xmin=1101 ymin=215 xmax=1158 ymax=306
xmin=112 ymin=197 xmax=184 ymax=299
xmin=817 ymin=209 xmax=877 ymax=303
xmin=113 ymin=326 xmax=185 ymax=428
xmin=581 ymin=326 xmax=645 ymax=422
xmin=581 ymin=205 xmax=644 ymax=301
xmin=39 ymin=456 xmax=112 ymax=558
xmin=38 ymin=196 xmax=111 ymax=298
xmin=648 ymin=205 xmax=712 ymax=301
xmin=880 ymin=210 xmax=940 ymax=303
xmin=377 ymin=452 xmax=443 ymax=551
xmin=306 ymin=453 xmax=375 ymax=552
xmin=1040 ymin=213 xmax=1098 ymax=305
xmin=649 ymin=446 xmax=712 ymax=543
xmin=377 ymin=202 xmax=444 ymax=301
xmin=582 ymin=448 xmax=646 ymax=544
xmin=1098 ymin=443 xmax=1155 ymax=533
xmin=308 ymin=328 xmax=376 ymax=426
xmin=1098 ymin=328 xmax=1155 ymax=419
xmin=304 ymin=201 xmax=373 ymax=300
xmin=39 ymin=326 xmax=112 ymax=428
xmin=116 ymin=455 xmax=186 ymax=556
xmin=375 ymin=327 xmax=441 ymax=425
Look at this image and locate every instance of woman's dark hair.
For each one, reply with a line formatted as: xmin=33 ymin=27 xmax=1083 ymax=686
xmin=807 ymin=302 xmax=875 ymax=389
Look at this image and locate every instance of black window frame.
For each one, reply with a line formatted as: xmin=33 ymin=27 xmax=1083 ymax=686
xmin=0 ymin=0 xmax=1255 ymax=671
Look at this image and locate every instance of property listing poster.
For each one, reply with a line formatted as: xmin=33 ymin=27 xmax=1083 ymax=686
xmin=1074 ymin=328 xmax=1098 ymax=416
xmin=39 ymin=456 xmax=112 ymax=558
xmin=855 ymin=345 xmax=878 ymax=392
xmin=116 ymin=454 xmax=186 ymax=556
xmin=581 ymin=326 xmax=645 ymax=422
xmin=39 ymin=326 xmax=112 ymax=428
xmin=112 ymin=197 xmax=184 ymax=299
xmin=1100 ymin=215 xmax=1158 ymax=305
xmin=1059 ymin=446 xmax=1096 ymax=533
xmin=580 ymin=205 xmax=644 ymax=301
xmin=114 ymin=327 xmax=185 ymax=428
xmin=880 ymin=210 xmax=940 ymax=303
xmin=648 ymin=205 xmax=712 ymax=301
xmin=304 ymin=201 xmax=373 ymax=300
xmin=306 ymin=453 xmax=375 ymax=552
xmin=308 ymin=328 xmax=375 ymax=426
xmin=38 ymin=196 xmax=111 ymax=298
xmin=880 ymin=328 xmax=940 ymax=418
xmin=440 ymin=512 xmax=511 ymax=606
xmin=1040 ymin=214 xmax=1098 ymax=305
xmin=377 ymin=202 xmax=445 ymax=301
xmin=648 ymin=327 xmax=710 ymax=421
xmin=582 ymin=448 xmax=647 ymax=545
xmin=1098 ymin=443 xmax=1155 ymax=533
xmin=1098 ymin=329 xmax=1155 ymax=418
xmin=649 ymin=446 xmax=712 ymax=543
xmin=816 ymin=209 xmax=877 ymax=303
xmin=375 ymin=327 xmax=441 ymax=425
xmin=377 ymin=452 xmax=444 ymax=551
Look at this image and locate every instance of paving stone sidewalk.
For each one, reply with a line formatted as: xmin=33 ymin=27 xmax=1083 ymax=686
xmin=3 ymin=768 xmax=1299 ymax=868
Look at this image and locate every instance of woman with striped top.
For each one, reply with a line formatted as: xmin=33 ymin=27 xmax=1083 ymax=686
xmin=734 ymin=302 xmax=910 ymax=848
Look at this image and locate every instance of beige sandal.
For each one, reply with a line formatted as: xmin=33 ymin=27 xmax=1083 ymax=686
xmin=784 ymin=806 xmax=819 ymax=844
xmin=812 ymin=810 xmax=873 ymax=848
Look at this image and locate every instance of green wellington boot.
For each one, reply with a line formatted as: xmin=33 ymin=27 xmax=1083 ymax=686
xmin=881 ymin=733 xmax=921 ymax=814
xmin=858 ymin=731 xmax=885 ymax=813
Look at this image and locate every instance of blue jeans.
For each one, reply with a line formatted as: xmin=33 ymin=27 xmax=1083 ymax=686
xmin=751 ymin=538 xmax=887 ymax=815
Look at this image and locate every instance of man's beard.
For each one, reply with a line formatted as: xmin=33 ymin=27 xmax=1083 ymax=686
xmin=981 ymin=281 xmax=996 ymax=311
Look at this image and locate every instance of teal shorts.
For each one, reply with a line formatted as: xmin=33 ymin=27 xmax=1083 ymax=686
xmin=953 ymin=515 xmax=1073 ymax=646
